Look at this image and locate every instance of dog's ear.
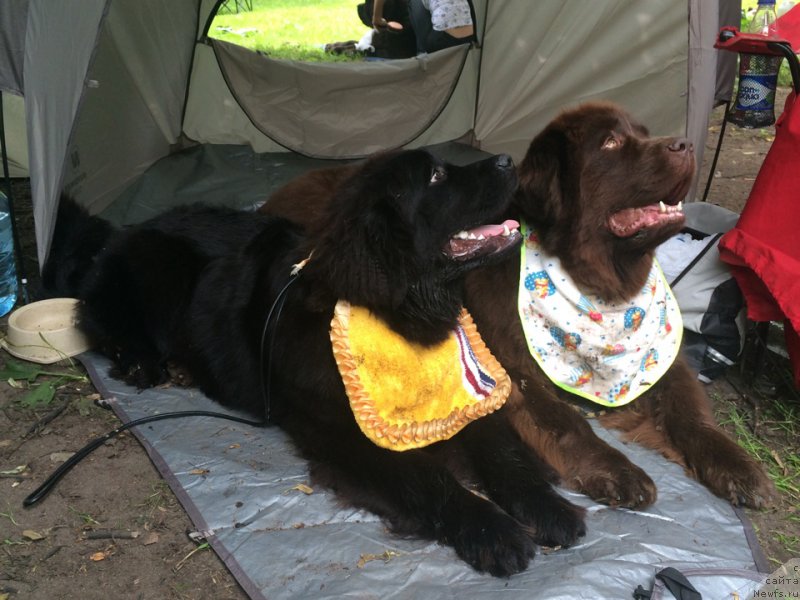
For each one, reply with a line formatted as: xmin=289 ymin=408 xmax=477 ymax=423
xmin=516 ymin=127 xmax=574 ymax=230
xmin=356 ymin=205 xmax=411 ymax=308
xmin=311 ymin=199 xmax=410 ymax=310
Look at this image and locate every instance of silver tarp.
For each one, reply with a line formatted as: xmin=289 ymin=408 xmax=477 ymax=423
xmin=80 ymin=352 xmax=769 ymax=600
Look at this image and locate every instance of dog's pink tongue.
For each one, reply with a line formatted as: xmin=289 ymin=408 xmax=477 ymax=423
xmin=467 ymin=219 xmax=520 ymax=238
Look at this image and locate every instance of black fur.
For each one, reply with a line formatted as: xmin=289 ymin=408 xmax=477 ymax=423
xmin=44 ymin=150 xmax=585 ymax=576
xmin=41 ymin=199 xmax=114 ymax=297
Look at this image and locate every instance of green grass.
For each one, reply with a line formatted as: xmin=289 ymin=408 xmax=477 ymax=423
xmin=716 ymin=390 xmax=800 ymax=558
xmin=717 ymin=398 xmax=800 ymax=501
xmin=209 ymin=0 xmax=368 ymax=61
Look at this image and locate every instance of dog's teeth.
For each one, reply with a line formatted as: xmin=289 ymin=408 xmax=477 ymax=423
xmin=677 ymin=201 xmax=683 ymax=211
xmin=477 ymin=234 xmax=486 ymax=240
xmin=659 ymin=201 xmax=667 ymax=213
xmin=455 ymin=231 xmax=469 ymax=239
xmin=467 ymin=233 xmax=478 ymax=240
xmin=502 ymin=224 xmax=510 ymax=236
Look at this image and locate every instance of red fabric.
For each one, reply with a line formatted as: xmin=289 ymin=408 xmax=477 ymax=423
xmin=776 ymin=4 xmax=800 ymax=51
xmin=715 ymin=28 xmax=788 ymax=54
xmin=714 ymin=5 xmax=800 ymax=55
xmin=718 ymin=92 xmax=800 ymax=387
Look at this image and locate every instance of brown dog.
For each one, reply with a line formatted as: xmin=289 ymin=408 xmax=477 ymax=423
xmin=261 ymin=102 xmax=775 ymax=510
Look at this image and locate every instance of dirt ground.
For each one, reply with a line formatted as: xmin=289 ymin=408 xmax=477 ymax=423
xmin=1 ymin=91 xmax=799 ymax=599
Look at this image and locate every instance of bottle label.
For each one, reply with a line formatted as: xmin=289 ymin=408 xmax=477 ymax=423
xmin=734 ymin=73 xmax=777 ymax=111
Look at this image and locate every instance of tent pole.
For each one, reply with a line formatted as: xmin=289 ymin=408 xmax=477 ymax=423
xmin=0 ymin=90 xmax=29 ymax=306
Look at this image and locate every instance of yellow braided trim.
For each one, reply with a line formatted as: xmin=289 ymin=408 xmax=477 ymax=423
xmin=330 ymin=300 xmax=511 ymax=451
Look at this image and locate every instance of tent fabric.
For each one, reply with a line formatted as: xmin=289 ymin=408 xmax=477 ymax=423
xmin=1 ymin=94 xmax=28 ymax=178
xmin=0 ymin=0 xmax=27 ymax=96
xmin=715 ymin=0 xmax=741 ymax=104
xmin=0 ymin=0 xmax=731 ymax=266
xmin=22 ymin=0 xmax=109 ymax=267
xmin=99 ymin=144 xmax=349 ymax=225
xmin=687 ymin=0 xmax=731 ymax=202
xmin=78 ymin=351 xmax=769 ymax=600
xmin=182 ymin=41 xmax=482 ymax=157
xmin=211 ymin=39 xmax=470 ymax=159
xmin=718 ymin=90 xmax=800 ymax=387
xmin=60 ymin=0 xmax=199 ymax=219
xmin=475 ymin=1 xmax=690 ymax=160
xmin=96 ymin=140 xmax=500 ymax=227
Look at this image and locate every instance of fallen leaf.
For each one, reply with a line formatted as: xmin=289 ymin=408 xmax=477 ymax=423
xmin=142 ymin=532 xmax=159 ymax=546
xmin=22 ymin=529 xmax=46 ymax=541
xmin=228 ymin=443 xmax=240 ymax=449
xmin=76 ymin=397 xmax=94 ymax=417
xmin=189 ymin=468 xmax=209 ymax=475
xmin=89 ymin=551 xmax=107 ymax=561
xmin=770 ymin=449 xmax=787 ymax=475
xmin=19 ymin=382 xmax=56 ymax=408
xmin=86 ymin=393 xmax=101 ymax=401
xmin=0 ymin=464 xmax=27 ymax=475
xmin=291 ymin=483 xmax=314 ymax=495
xmin=0 ymin=440 xmax=12 ymax=448
xmin=49 ymin=452 xmax=75 ymax=463
xmin=357 ymin=550 xmax=401 ymax=568
xmin=0 ymin=359 xmax=51 ymax=382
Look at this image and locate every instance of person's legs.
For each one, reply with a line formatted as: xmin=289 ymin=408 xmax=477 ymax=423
xmin=408 ymin=0 xmax=472 ymax=54
xmin=407 ymin=0 xmax=433 ymax=53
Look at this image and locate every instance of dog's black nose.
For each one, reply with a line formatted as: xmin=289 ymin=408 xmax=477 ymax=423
xmin=495 ymin=154 xmax=514 ymax=169
xmin=667 ymin=138 xmax=693 ymax=153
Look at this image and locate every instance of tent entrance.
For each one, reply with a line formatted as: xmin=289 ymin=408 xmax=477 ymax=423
xmin=211 ymin=39 xmax=471 ymax=159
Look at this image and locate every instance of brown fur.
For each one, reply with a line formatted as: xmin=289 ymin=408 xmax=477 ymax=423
xmin=260 ymin=102 xmax=775 ymax=510
xmin=468 ymin=102 xmax=774 ymax=508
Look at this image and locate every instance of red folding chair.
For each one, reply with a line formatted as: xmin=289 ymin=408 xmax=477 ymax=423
xmin=715 ymin=13 xmax=800 ymax=388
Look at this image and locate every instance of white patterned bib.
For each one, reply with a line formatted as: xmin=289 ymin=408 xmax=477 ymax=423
xmin=517 ymin=223 xmax=682 ymax=407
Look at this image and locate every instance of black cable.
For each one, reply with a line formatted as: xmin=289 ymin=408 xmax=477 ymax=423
xmin=258 ymin=270 xmax=300 ymax=423
xmin=23 ymin=410 xmax=264 ymax=507
xmin=703 ymin=100 xmax=730 ymax=203
xmin=25 ymin=267 xmax=303 ymax=508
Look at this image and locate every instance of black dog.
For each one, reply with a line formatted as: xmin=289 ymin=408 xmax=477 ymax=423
xmin=45 ymin=150 xmax=586 ymax=576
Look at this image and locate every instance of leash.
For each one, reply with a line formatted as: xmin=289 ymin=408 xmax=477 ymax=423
xmin=259 ymin=254 xmax=309 ymax=423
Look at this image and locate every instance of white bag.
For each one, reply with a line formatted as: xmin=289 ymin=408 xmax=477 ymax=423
xmin=657 ymin=203 xmax=745 ymax=382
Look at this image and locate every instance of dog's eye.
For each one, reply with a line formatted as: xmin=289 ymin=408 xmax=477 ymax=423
xmin=430 ymin=167 xmax=447 ymax=185
xmin=602 ymin=136 xmax=621 ymax=150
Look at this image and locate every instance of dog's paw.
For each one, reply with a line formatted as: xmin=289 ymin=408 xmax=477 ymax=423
xmin=498 ymin=486 xmax=586 ymax=548
xmin=564 ymin=446 xmax=657 ymax=509
xmin=445 ymin=502 xmax=535 ymax=577
xmin=690 ymin=437 xmax=776 ymax=509
xmin=571 ymin=461 xmax=658 ymax=509
xmin=525 ymin=491 xmax=587 ymax=548
xmin=110 ymin=359 xmax=167 ymax=390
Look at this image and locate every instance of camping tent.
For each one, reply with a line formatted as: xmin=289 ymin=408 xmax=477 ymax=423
xmin=0 ymin=0 xmax=737 ymax=269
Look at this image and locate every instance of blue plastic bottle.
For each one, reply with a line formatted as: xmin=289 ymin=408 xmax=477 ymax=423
xmin=0 ymin=191 xmax=18 ymax=317
xmin=728 ymin=0 xmax=782 ymax=128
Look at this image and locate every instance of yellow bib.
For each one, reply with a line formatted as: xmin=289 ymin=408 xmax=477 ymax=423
xmin=330 ymin=301 xmax=511 ymax=451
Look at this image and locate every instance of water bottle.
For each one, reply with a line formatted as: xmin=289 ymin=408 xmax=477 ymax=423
xmin=0 ymin=191 xmax=19 ymax=317
xmin=727 ymin=0 xmax=782 ymax=128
